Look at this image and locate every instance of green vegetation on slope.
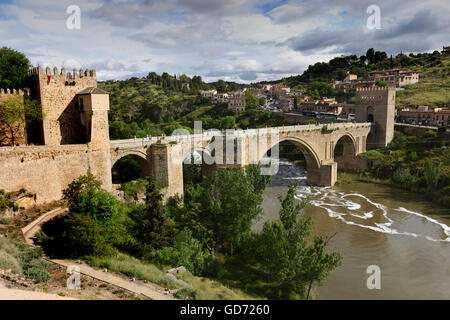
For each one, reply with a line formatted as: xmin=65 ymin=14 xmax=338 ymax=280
xmin=358 ymin=129 xmax=450 ymax=206
xmin=395 ymin=55 xmax=450 ymax=108
xmin=38 ymin=167 xmax=342 ymax=300
xmin=0 ymin=237 xmax=51 ymax=282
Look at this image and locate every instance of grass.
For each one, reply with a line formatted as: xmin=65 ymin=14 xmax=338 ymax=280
xmin=86 ymin=253 xmax=255 ymax=300
xmin=396 ymin=56 xmax=450 ymax=109
xmin=0 ymin=237 xmax=51 ymax=282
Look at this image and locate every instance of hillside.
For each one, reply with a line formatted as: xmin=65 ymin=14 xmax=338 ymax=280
xmin=277 ymin=49 xmax=449 ymax=109
xmin=99 ymin=78 xmax=289 ymax=140
xmin=395 ymin=55 xmax=450 ymax=108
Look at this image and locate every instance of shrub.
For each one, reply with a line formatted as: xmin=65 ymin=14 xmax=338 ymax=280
xmin=174 ymin=287 xmax=199 ymax=300
xmin=0 ymin=218 xmax=11 ymax=225
xmin=423 ymin=159 xmax=441 ymax=189
xmin=22 ymin=259 xmax=51 ymax=283
xmin=155 ymin=229 xmax=209 ymax=275
xmin=70 ymin=188 xmax=119 ymax=228
xmin=392 ymin=168 xmax=418 ymax=186
xmin=0 ymin=251 xmax=22 ymax=274
xmin=63 ymin=173 xmax=102 ymax=206
xmin=408 ymin=152 xmax=418 ymax=161
xmin=40 ymin=213 xmax=114 ymax=259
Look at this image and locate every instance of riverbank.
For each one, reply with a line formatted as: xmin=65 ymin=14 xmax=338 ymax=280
xmin=336 ymin=172 xmax=450 ymax=209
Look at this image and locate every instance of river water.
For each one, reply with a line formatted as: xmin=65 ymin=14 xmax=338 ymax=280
xmin=257 ymin=160 xmax=450 ymax=300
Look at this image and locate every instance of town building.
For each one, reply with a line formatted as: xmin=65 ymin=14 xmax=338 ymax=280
xmin=280 ymin=96 xmax=294 ymax=111
xmin=368 ymin=69 xmax=419 ymax=87
xmin=398 ymin=106 xmax=450 ymax=127
xmin=228 ymin=91 xmax=246 ymax=112
xmin=441 ymin=46 xmax=450 ymax=56
xmin=213 ymin=93 xmax=229 ymax=104
xmin=200 ymin=89 xmax=217 ymax=99
xmin=295 ymin=99 xmax=343 ymax=115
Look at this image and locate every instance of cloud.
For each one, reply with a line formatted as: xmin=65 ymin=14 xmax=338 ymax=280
xmin=0 ymin=0 xmax=448 ymax=82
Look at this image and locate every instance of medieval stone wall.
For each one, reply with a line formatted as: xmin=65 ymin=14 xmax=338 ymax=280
xmin=0 ymin=145 xmax=112 ymax=204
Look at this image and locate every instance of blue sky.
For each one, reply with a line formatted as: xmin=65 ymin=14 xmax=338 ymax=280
xmin=0 ymin=0 xmax=448 ymax=82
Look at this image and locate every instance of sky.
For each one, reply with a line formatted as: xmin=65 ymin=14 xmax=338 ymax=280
xmin=0 ymin=0 xmax=448 ymax=83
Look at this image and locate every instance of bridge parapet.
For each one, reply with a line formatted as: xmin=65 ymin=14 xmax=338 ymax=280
xmin=110 ymin=122 xmax=373 ymax=148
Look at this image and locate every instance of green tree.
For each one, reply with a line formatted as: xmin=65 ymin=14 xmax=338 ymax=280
xmin=131 ymin=177 xmax=173 ymax=257
xmin=366 ymin=48 xmax=375 ymax=64
xmin=69 ymin=187 xmax=119 ymax=228
xmin=62 ymin=173 xmax=102 ymax=207
xmin=0 ymin=47 xmax=30 ymax=89
xmin=254 ymin=183 xmax=342 ymax=299
xmin=423 ymin=159 xmax=441 ymax=189
xmin=0 ymin=94 xmax=43 ymax=145
xmin=199 ymin=167 xmax=266 ymax=257
xmin=156 ymin=229 xmax=209 ymax=275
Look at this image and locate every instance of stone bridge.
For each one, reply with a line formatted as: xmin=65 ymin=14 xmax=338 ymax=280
xmin=110 ymin=122 xmax=372 ymax=199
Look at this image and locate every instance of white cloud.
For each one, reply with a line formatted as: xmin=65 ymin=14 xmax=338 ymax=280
xmin=0 ymin=0 xmax=448 ymax=83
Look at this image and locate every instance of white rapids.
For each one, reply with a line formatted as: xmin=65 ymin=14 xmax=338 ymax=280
xmin=270 ymin=159 xmax=450 ymax=243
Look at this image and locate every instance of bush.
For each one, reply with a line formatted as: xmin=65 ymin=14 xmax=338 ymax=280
xmin=0 ymin=251 xmax=22 ymax=274
xmin=40 ymin=213 xmax=114 ymax=259
xmin=174 ymin=287 xmax=199 ymax=300
xmin=423 ymin=159 xmax=441 ymax=189
xmin=155 ymin=229 xmax=209 ymax=275
xmin=392 ymin=168 xmax=419 ymax=186
xmin=70 ymin=187 xmax=119 ymax=228
xmin=0 ymin=218 xmax=11 ymax=225
xmin=23 ymin=259 xmax=51 ymax=283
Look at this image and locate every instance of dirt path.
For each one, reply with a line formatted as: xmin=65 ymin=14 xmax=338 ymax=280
xmin=20 ymin=209 xmax=176 ymax=300
xmin=0 ymin=282 xmax=76 ymax=300
xmin=21 ymin=207 xmax=68 ymax=245
xmin=51 ymin=260 xmax=176 ymax=300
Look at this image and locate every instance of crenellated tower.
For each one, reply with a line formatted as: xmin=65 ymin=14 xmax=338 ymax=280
xmin=355 ymin=86 xmax=395 ymax=148
xmin=27 ymin=66 xmax=109 ymax=149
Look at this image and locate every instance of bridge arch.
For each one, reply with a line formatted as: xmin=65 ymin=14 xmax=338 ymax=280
xmin=334 ymin=132 xmax=359 ymax=173
xmin=111 ymin=151 xmax=152 ymax=184
xmin=264 ymin=136 xmax=321 ymax=169
xmin=261 ymin=136 xmax=323 ymax=186
xmin=334 ymin=132 xmax=357 ymax=157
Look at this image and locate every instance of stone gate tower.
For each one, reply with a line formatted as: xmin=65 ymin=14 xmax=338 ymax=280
xmin=355 ymin=86 xmax=395 ymax=148
xmin=27 ymin=66 xmax=110 ymax=149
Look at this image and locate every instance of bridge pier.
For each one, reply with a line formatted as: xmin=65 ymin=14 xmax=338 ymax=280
xmin=307 ymin=162 xmax=337 ymax=187
xmin=151 ymin=143 xmax=184 ymax=200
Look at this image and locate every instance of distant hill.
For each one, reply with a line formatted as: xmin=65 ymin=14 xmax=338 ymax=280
xmin=258 ymin=48 xmax=449 ymax=109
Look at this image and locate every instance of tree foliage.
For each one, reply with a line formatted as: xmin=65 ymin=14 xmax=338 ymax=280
xmin=0 ymin=94 xmax=43 ymax=145
xmin=0 ymin=47 xmax=30 ymax=89
xmin=252 ymin=183 xmax=342 ymax=299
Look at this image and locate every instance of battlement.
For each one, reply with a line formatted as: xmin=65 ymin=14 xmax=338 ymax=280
xmin=0 ymin=88 xmax=28 ymax=96
xmin=28 ymin=66 xmax=96 ymax=80
xmin=355 ymin=86 xmax=394 ymax=92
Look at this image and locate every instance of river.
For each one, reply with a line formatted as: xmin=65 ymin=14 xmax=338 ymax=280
xmin=257 ymin=160 xmax=450 ymax=300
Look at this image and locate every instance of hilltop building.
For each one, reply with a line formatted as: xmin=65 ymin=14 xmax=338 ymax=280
xmin=398 ymin=106 xmax=450 ymax=127
xmin=228 ymin=91 xmax=246 ymax=112
xmin=368 ymin=69 xmax=419 ymax=87
xmin=200 ymin=89 xmax=217 ymax=99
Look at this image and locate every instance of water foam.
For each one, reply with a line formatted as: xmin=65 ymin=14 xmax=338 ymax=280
xmin=274 ymin=160 xmax=450 ymax=243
